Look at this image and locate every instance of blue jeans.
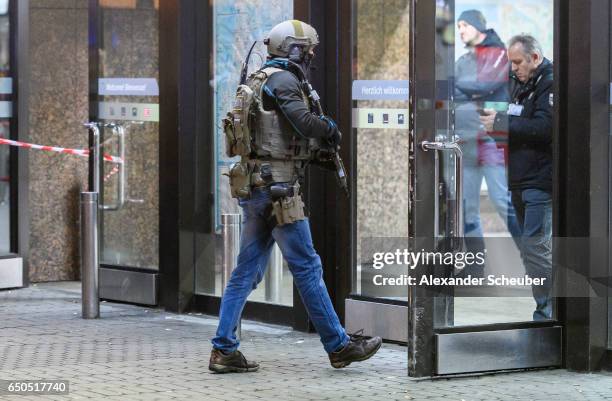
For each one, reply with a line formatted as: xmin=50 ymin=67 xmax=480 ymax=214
xmin=460 ymin=164 xmax=521 ymax=277
xmin=511 ymin=189 xmax=553 ymax=321
xmin=463 ymin=164 xmax=521 ymax=240
xmin=212 ymin=187 xmax=349 ymax=354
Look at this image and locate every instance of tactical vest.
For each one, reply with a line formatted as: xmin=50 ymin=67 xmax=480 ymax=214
xmin=223 ymin=66 xmax=319 ymax=198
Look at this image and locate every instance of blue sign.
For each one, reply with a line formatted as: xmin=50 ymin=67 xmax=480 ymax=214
xmin=352 ymin=80 xmax=410 ymax=101
xmin=98 ymin=78 xmax=159 ymax=96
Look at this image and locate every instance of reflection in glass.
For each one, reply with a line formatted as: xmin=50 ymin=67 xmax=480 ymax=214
xmin=352 ymin=0 xmax=410 ymax=301
xmin=436 ymin=0 xmax=554 ymax=326
xmin=195 ymin=0 xmax=294 ymax=306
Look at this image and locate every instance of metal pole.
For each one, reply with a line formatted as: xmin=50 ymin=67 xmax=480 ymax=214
xmin=80 ymin=192 xmax=99 ymax=319
xmin=222 ymin=213 xmax=241 ymax=339
xmin=265 ymin=244 xmax=283 ymax=303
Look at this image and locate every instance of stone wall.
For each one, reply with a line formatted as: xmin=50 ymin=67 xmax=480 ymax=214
xmin=27 ymin=0 xmax=160 ymax=281
xmin=28 ymin=0 xmax=89 ymax=282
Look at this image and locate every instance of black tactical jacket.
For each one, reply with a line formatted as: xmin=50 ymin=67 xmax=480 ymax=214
xmin=494 ymin=58 xmax=554 ymax=192
xmin=261 ymin=59 xmax=339 ymax=140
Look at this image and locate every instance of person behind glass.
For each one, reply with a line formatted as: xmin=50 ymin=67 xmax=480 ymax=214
xmin=454 ymin=10 xmax=521 ymax=278
xmin=480 ymin=35 xmax=553 ymax=320
xmin=209 ymin=20 xmax=382 ymax=373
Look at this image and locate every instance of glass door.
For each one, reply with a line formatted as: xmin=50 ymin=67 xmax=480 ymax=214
xmin=345 ymin=0 xmax=411 ymax=342
xmin=195 ymin=0 xmax=296 ymax=313
xmin=89 ymin=0 xmax=160 ymax=305
xmin=410 ymin=0 xmax=561 ymax=376
xmin=347 ymin=0 xmax=563 ymax=377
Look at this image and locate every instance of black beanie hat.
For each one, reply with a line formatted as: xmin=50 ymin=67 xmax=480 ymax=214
xmin=458 ymin=10 xmax=487 ymax=33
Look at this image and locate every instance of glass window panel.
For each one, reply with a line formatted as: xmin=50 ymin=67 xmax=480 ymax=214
xmin=98 ymin=1 xmax=160 ymax=270
xmin=195 ymin=0 xmax=294 ymax=307
xmin=351 ymin=0 xmax=411 ymax=301
xmin=436 ymin=0 xmax=554 ymax=326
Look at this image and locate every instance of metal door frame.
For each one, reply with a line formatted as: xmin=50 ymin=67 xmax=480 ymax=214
xmin=559 ymin=0 xmax=610 ymax=372
xmin=408 ymin=0 xmax=565 ymax=377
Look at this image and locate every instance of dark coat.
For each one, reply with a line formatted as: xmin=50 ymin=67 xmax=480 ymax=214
xmin=261 ymin=58 xmax=339 ymax=140
xmin=494 ymin=58 xmax=554 ymax=192
xmin=454 ymin=29 xmax=510 ymax=104
xmin=454 ymin=29 xmax=510 ymax=166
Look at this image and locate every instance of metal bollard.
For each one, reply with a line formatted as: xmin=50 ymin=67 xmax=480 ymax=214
xmin=80 ymin=192 xmax=99 ymax=319
xmin=222 ymin=213 xmax=241 ymax=339
xmin=265 ymin=244 xmax=283 ymax=303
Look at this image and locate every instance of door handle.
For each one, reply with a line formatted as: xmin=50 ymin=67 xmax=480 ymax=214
xmin=84 ymin=122 xmax=126 ymax=211
xmin=420 ymin=138 xmax=464 ymax=241
xmin=101 ymin=124 xmax=126 ymax=211
xmin=83 ymin=122 xmax=101 ymax=194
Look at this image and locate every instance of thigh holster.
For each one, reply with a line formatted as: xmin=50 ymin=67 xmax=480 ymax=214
xmin=271 ymin=183 xmax=306 ymax=226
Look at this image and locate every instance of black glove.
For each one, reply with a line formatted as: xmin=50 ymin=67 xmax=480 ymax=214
xmin=318 ymin=115 xmax=342 ymax=149
xmin=327 ymin=129 xmax=342 ymax=148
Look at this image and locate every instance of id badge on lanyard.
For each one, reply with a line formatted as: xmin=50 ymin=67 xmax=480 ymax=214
xmin=508 ymin=103 xmax=524 ymax=117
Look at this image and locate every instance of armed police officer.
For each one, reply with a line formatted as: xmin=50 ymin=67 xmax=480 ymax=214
xmin=209 ymin=20 xmax=382 ymax=373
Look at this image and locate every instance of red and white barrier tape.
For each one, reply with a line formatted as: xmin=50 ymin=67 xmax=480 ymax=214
xmin=103 ymin=166 xmax=120 ymax=182
xmin=0 ymin=176 xmax=8 ymax=182
xmin=0 ymin=138 xmax=123 ymax=164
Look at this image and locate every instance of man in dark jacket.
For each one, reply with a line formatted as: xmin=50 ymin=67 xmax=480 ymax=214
xmin=454 ymin=10 xmax=520 ymax=278
xmin=480 ymin=34 xmax=553 ymax=320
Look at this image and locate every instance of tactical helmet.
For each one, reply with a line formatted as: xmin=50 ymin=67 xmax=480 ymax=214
xmin=264 ymin=20 xmax=319 ymax=58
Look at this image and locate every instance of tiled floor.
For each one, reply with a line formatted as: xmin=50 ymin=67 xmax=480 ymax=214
xmin=0 ymin=282 xmax=611 ymax=401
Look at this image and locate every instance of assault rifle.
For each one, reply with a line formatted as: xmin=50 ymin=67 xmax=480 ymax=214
xmin=304 ymin=81 xmax=350 ymax=198
xmin=283 ymin=62 xmax=349 ymax=198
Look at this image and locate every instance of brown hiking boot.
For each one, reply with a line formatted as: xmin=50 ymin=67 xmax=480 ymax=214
xmin=209 ymin=349 xmax=260 ymax=373
xmin=329 ymin=329 xmax=382 ymax=369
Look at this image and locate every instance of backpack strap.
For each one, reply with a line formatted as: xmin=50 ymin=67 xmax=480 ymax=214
xmin=248 ymin=67 xmax=285 ymax=100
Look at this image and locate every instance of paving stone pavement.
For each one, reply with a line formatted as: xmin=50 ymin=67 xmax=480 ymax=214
xmin=1 ymin=282 xmax=612 ymax=401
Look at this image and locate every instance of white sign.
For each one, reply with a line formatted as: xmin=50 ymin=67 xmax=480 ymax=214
xmin=352 ymin=108 xmax=409 ymax=130
xmin=98 ymin=102 xmax=159 ymax=122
